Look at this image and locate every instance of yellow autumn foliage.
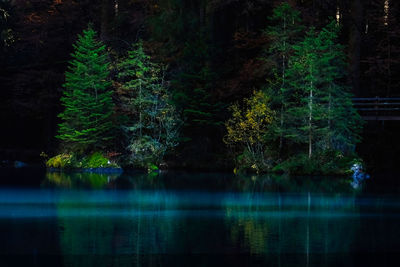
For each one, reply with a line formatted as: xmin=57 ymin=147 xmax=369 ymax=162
xmin=224 ymin=90 xmax=274 ymax=147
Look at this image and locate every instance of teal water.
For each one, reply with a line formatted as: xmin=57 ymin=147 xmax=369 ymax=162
xmin=0 ymin=170 xmax=399 ymax=266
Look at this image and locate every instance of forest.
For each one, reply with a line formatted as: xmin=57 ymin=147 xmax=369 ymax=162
xmin=1 ymin=0 xmax=400 ymax=174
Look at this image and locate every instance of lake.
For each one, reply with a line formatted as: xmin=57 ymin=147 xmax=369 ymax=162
xmin=0 ymin=168 xmax=399 ymax=266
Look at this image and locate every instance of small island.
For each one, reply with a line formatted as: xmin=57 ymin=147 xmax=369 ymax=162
xmin=46 ymin=4 xmax=362 ymax=177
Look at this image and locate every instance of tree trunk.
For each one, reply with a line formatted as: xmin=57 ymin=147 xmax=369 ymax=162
xmin=328 ymin=92 xmax=332 ymax=149
xmin=139 ymin=80 xmax=142 ymax=137
xmin=279 ymin=17 xmax=287 ymax=157
xmin=309 ymin=83 xmax=313 ymax=159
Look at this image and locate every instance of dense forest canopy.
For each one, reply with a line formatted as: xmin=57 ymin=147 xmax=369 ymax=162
xmin=1 ymin=0 xmax=399 ymax=172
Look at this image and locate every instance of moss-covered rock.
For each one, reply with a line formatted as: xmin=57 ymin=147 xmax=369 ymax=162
xmin=46 ymin=152 xmax=120 ymax=170
xmin=81 ymin=152 xmax=117 ymax=168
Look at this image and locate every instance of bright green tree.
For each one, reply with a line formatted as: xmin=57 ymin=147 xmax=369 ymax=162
xmin=116 ymin=41 xmax=181 ymax=168
xmin=57 ymin=25 xmax=114 ymax=152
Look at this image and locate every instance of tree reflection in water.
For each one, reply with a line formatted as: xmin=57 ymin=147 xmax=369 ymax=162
xmin=27 ymin=171 xmax=385 ymax=266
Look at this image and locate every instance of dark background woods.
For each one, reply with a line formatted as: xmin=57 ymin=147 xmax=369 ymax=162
xmin=1 ymin=0 xmax=399 ymax=172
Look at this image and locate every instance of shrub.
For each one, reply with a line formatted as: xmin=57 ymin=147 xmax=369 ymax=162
xmin=272 ymin=150 xmax=359 ymax=175
xmin=81 ymin=152 xmax=110 ymax=168
xmin=46 ymin=154 xmax=74 ymax=168
xmin=224 ymin=90 xmax=275 ymax=173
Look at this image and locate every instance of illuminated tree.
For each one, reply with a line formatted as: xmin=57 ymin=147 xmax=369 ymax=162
xmin=224 ymin=90 xmax=274 ymax=172
xmin=57 ymin=25 xmax=114 ymax=152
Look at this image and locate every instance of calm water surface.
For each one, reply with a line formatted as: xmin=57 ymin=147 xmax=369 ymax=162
xmin=0 ymin=168 xmax=399 ymax=266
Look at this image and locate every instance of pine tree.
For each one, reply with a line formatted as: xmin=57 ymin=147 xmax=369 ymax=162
xmin=285 ymin=21 xmax=362 ymax=158
xmin=285 ymin=27 xmax=321 ymax=158
xmin=265 ymin=2 xmax=303 ymax=85
xmin=263 ymin=2 xmax=303 ymax=157
xmin=57 ymin=25 xmax=114 ymax=152
xmin=317 ymin=21 xmax=362 ymax=153
xmin=116 ymin=41 xmax=181 ymax=167
xmin=172 ymin=33 xmax=223 ymax=135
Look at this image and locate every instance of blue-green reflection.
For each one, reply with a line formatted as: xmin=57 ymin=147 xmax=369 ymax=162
xmin=0 ymin=172 xmax=399 ymax=267
xmin=43 ymin=171 xmax=121 ymax=189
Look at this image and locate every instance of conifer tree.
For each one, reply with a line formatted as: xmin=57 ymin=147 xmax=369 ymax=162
xmin=263 ymin=2 xmax=303 ymax=156
xmin=172 ymin=33 xmax=223 ymax=135
xmin=285 ymin=21 xmax=362 ymax=158
xmin=116 ymin=41 xmax=181 ymax=167
xmin=57 ymin=25 xmax=114 ymax=152
xmin=170 ymin=30 xmax=226 ymax=168
xmin=317 ymin=21 xmax=362 ymax=153
xmin=286 ymin=27 xmax=321 ymax=158
xmin=265 ymin=2 xmax=303 ymax=85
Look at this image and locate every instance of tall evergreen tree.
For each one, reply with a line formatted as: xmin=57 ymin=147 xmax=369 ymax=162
xmin=265 ymin=2 xmax=303 ymax=87
xmin=150 ymin=0 xmax=224 ymax=148
xmin=57 ymin=25 xmax=114 ymax=152
xmin=263 ymin=2 xmax=303 ymax=157
xmin=285 ymin=21 xmax=362 ymax=158
xmin=285 ymin=27 xmax=321 ymax=158
xmin=317 ymin=21 xmax=362 ymax=153
xmin=171 ymin=30 xmax=224 ymax=150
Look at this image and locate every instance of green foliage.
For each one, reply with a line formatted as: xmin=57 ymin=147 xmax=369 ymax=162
xmin=272 ymin=150 xmax=359 ymax=176
xmin=147 ymin=163 xmax=159 ymax=175
xmin=115 ymin=41 xmax=181 ymax=168
xmin=45 ymin=172 xmax=118 ymax=189
xmin=174 ymin=66 xmax=221 ymax=128
xmin=172 ymin=33 xmax=224 ymax=133
xmin=46 ymin=154 xmax=74 ymax=168
xmin=46 ymin=152 xmax=118 ymax=169
xmin=149 ymin=0 xmax=225 ymax=164
xmin=262 ymin=2 xmax=304 ymax=158
xmin=57 ymin=25 xmax=114 ymax=152
xmin=126 ymin=137 xmax=168 ymax=167
xmin=283 ymin=26 xmax=321 ymax=157
xmin=284 ymin=21 xmax=362 ymax=158
xmin=264 ymin=2 xmax=303 ymax=77
xmin=227 ymin=4 xmax=363 ymax=175
xmin=81 ymin=152 xmax=111 ymax=168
